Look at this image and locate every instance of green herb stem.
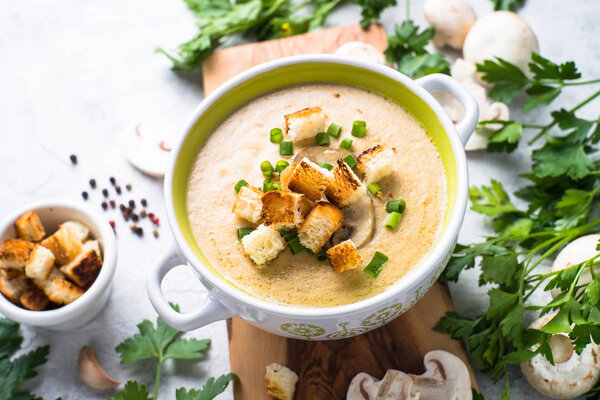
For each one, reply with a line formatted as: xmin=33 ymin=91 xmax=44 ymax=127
xmin=154 ymin=356 xmax=163 ymax=400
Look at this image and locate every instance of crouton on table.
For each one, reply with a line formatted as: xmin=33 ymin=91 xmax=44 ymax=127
xmin=265 ymin=363 xmax=298 ymax=400
xmin=40 ymin=226 xmax=83 ymax=265
xmin=60 ymin=240 xmax=103 ymax=287
xmin=261 ymin=191 xmax=312 ymax=231
xmin=14 ymin=211 xmax=45 ymax=242
xmin=325 ymin=159 xmax=367 ymax=208
xmin=0 ymin=275 xmax=29 ymax=304
xmin=284 ymin=106 xmax=325 ymax=142
xmin=233 ymin=185 xmax=263 ymax=224
xmin=60 ymin=221 xmax=90 ymax=242
xmin=25 ymin=244 xmax=55 ymax=281
xmin=0 ymin=239 xmax=34 ymax=269
xmin=241 ymin=224 xmax=286 ymax=266
xmin=287 ymin=158 xmax=332 ymax=202
xmin=298 ymin=202 xmax=344 ymax=253
xmin=356 ymin=144 xmax=396 ymax=184
xmin=20 ymin=286 xmax=49 ymax=311
xmin=327 ymin=239 xmax=363 ymax=273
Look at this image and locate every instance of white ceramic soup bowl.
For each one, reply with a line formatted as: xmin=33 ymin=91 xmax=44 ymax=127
xmin=147 ymin=55 xmax=478 ymax=339
xmin=0 ymin=199 xmax=117 ymax=330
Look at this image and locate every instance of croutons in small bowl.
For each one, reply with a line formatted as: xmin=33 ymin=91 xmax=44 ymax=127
xmin=0 ymin=199 xmax=116 ymax=330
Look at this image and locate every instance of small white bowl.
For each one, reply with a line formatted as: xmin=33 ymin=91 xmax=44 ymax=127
xmin=0 ymin=199 xmax=117 ymax=330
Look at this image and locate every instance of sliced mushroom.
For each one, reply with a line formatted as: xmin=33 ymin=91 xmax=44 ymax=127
xmin=121 ymin=121 xmax=173 ymax=177
xmin=332 ymin=194 xmax=374 ymax=248
xmin=347 ymin=350 xmax=472 ymax=400
xmin=550 ymin=234 xmax=600 ymax=298
xmin=293 ymin=146 xmax=352 ymax=166
xmin=521 ymin=314 xmax=600 ymax=399
xmin=78 ymin=346 xmax=120 ymax=390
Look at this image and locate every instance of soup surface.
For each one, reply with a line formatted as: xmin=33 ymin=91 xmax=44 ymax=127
xmin=187 ymin=83 xmax=447 ymax=307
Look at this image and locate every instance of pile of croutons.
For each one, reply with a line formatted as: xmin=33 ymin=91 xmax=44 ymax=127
xmin=0 ymin=210 xmax=103 ymax=310
xmin=233 ymin=106 xmax=396 ymax=273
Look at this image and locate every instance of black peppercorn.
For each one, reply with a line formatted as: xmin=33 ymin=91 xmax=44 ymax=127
xmin=69 ymin=154 xmax=78 ymax=164
xmin=102 ymin=189 xmax=108 ymax=198
xmin=101 ymin=202 xmax=108 ymax=210
xmin=109 ymin=177 xmax=116 ymax=185
xmin=89 ymin=179 xmax=96 ymax=188
xmin=81 ymin=191 xmax=88 ymax=200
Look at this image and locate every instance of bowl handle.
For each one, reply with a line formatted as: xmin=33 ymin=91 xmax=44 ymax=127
xmin=146 ymin=245 xmax=234 ymax=331
xmin=415 ymin=73 xmax=479 ymax=147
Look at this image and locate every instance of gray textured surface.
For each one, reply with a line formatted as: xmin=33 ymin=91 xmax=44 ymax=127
xmin=0 ymin=0 xmax=599 ymax=399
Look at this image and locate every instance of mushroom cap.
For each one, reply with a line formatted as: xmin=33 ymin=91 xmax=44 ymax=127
xmin=121 ymin=121 xmax=173 ymax=177
xmin=423 ymin=0 xmax=477 ymax=50
xmin=550 ymin=234 xmax=600 ymax=298
xmin=335 ymin=42 xmax=386 ymax=65
xmin=521 ymin=314 xmax=600 ymax=399
xmin=463 ymin=11 xmax=539 ymax=79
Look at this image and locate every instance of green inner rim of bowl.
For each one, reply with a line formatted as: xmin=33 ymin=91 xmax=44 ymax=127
xmin=172 ymin=62 xmax=458 ymax=288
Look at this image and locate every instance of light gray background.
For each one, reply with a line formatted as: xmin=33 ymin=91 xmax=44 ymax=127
xmin=1 ymin=0 xmax=599 ymax=398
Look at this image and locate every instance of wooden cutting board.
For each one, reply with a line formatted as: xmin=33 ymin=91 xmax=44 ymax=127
xmin=202 ymin=24 xmax=476 ymax=399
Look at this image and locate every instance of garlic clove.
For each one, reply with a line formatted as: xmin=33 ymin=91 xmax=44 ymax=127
xmin=78 ymin=346 xmax=120 ymax=390
xmin=121 ymin=121 xmax=174 ymax=178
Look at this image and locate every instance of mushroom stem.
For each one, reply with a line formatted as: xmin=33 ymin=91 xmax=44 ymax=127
xmin=549 ymin=334 xmax=574 ymax=364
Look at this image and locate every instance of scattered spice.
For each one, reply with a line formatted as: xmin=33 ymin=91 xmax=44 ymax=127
xmin=126 ymin=183 xmax=132 ymax=191
xmin=135 ymin=227 xmax=143 ymax=236
xmin=122 ymin=212 xmax=130 ymax=222
xmin=153 ymin=229 xmax=159 ymax=238
xmin=115 ymin=185 xmax=122 ymax=195
xmin=128 ymin=200 xmax=135 ymax=208
xmin=140 ymin=210 xmax=147 ymax=218
xmin=131 ymin=214 xmax=139 ymax=222
xmin=141 ymin=199 xmax=147 ymax=207
xmin=109 ymin=200 xmax=116 ymax=209
xmin=102 ymin=189 xmax=109 ymax=198
xmin=148 ymin=213 xmax=159 ymax=225
xmin=70 ymin=154 xmax=78 ymax=165
xmin=109 ymin=177 xmax=116 ymax=185
xmin=101 ymin=202 xmax=108 ymax=210
xmin=82 ymin=191 xmax=89 ymax=200
xmin=130 ymin=224 xmax=137 ymax=231
xmin=89 ymin=179 xmax=96 ymax=188
xmin=109 ymin=220 xmax=116 ymax=229
xmin=119 ymin=204 xmax=126 ymax=212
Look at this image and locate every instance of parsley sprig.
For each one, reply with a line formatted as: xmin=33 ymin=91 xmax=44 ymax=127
xmin=112 ymin=304 xmax=236 ymax=400
xmin=0 ymin=318 xmax=50 ymax=400
xmin=435 ymin=54 xmax=600 ymax=398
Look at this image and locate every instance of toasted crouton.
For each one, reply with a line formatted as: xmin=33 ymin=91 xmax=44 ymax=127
xmin=261 ymin=191 xmax=313 ymax=230
xmin=33 ymin=268 xmax=63 ymax=290
xmin=25 ymin=244 xmax=55 ymax=281
xmin=14 ymin=211 xmax=45 ymax=242
xmin=325 ymin=159 xmax=367 ymax=208
xmin=0 ymin=239 xmax=34 ymax=269
xmin=279 ymin=163 xmax=296 ymax=192
xmin=327 ymin=239 xmax=363 ymax=273
xmin=287 ymin=158 xmax=332 ymax=202
xmin=241 ymin=224 xmax=286 ymax=266
xmin=284 ymin=106 xmax=325 ymax=142
xmin=0 ymin=275 xmax=29 ymax=304
xmin=59 ymin=221 xmax=90 ymax=242
xmin=40 ymin=226 xmax=83 ymax=265
xmin=265 ymin=363 xmax=298 ymax=400
xmin=20 ymin=286 xmax=49 ymax=311
xmin=1 ymin=268 xmax=26 ymax=280
xmin=44 ymin=278 xmax=84 ymax=304
xmin=233 ymin=185 xmax=263 ymax=224
xmin=356 ymin=145 xmax=396 ymax=184
xmin=298 ymin=202 xmax=344 ymax=253
xmin=60 ymin=240 xmax=103 ymax=288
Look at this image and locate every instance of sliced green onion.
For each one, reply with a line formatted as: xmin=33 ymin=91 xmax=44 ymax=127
xmin=315 ymin=132 xmax=330 ymax=146
xmin=275 ymin=160 xmax=289 ymax=173
xmin=327 ymin=123 xmax=342 ymax=138
xmin=315 ymin=248 xmax=328 ymax=260
xmin=272 ymin=183 xmax=281 ymax=191
xmin=319 ymin=162 xmax=334 ymax=171
xmin=238 ymin=227 xmax=254 ymax=241
xmin=385 ymin=212 xmax=402 ymax=230
xmin=363 ymin=251 xmax=389 ymax=279
xmin=234 ymin=179 xmax=248 ymax=193
xmin=261 ymin=160 xmax=273 ymax=176
xmin=263 ymin=178 xmax=274 ymax=192
xmin=367 ymin=182 xmax=382 ymax=196
xmin=283 ymin=232 xmax=297 ymax=242
xmin=270 ymin=128 xmax=283 ymax=143
xmin=343 ymin=154 xmax=357 ymax=170
xmin=278 ymin=229 xmax=292 ymax=236
xmin=351 ymin=120 xmax=367 ymax=137
xmin=287 ymin=237 xmax=305 ymax=254
xmin=280 ymin=141 xmax=294 ymax=156
xmin=386 ymin=199 xmax=406 ymax=214
xmin=339 ymin=138 xmax=353 ymax=150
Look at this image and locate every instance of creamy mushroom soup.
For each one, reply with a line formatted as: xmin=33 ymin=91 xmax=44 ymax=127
xmin=187 ymin=83 xmax=447 ymax=307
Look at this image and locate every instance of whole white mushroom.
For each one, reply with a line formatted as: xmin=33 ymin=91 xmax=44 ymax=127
xmin=550 ymin=234 xmax=600 ymax=298
xmin=423 ymin=0 xmax=477 ymax=50
xmin=335 ymin=42 xmax=386 ymax=65
xmin=463 ymin=11 xmax=539 ymax=79
xmin=521 ymin=314 xmax=600 ymax=399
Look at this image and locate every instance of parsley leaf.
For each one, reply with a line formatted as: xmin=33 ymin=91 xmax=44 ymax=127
xmin=487 ymin=122 xmax=523 ymax=152
xmin=175 ymin=374 xmax=238 ymax=400
xmin=384 ymin=20 xmax=449 ymax=78
xmin=469 ymin=180 xmax=520 ymax=217
xmin=532 ymin=141 xmax=594 ymax=180
xmin=109 ymin=381 xmax=152 ymax=400
xmin=351 ymin=0 xmax=396 ymax=28
xmin=0 ymin=318 xmax=49 ymax=400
